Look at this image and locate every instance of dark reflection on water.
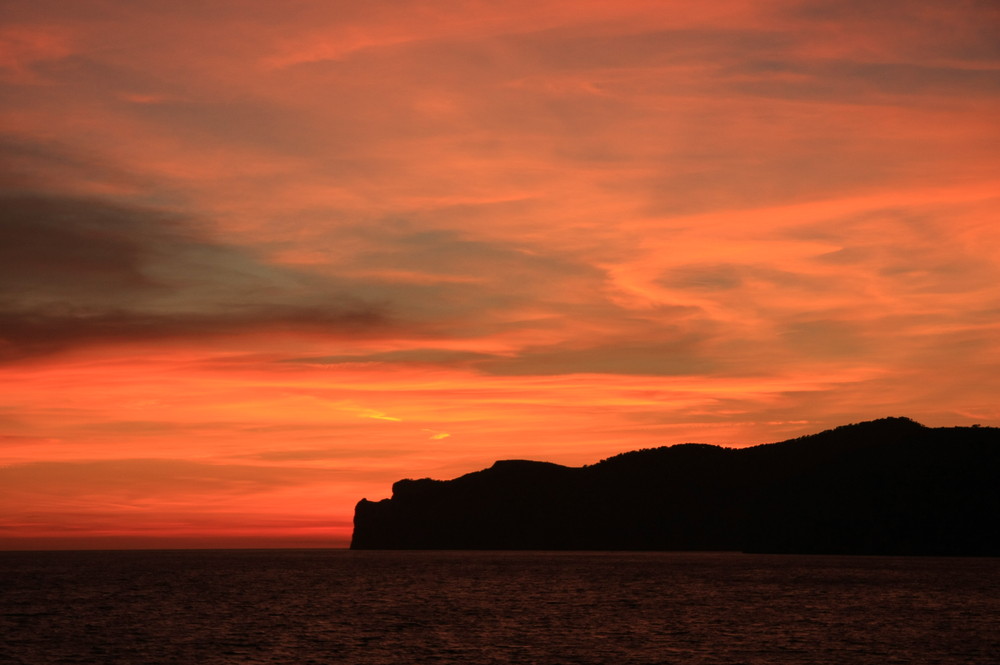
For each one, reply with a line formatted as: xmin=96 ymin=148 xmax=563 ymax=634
xmin=1 ymin=550 xmax=997 ymax=664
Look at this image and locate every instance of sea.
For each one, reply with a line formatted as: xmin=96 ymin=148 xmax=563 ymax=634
xmin=1 ymin=550 xmax=997 ymax=665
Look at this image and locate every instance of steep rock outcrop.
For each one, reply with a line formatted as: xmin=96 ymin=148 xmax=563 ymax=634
xmin=351 ymin=418 xmax=1000 ymax=555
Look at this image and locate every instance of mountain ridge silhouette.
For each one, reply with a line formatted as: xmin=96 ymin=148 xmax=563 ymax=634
xmin=351 ymin=417 xmax=1000 ymax=555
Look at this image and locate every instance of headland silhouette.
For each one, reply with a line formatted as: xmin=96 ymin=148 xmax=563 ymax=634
xmin=351 ymin=417 xmax=1000 ymax=555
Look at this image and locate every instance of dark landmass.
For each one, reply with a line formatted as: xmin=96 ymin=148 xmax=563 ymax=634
xmin=351 ymin=418 xmax=1000 ymax=555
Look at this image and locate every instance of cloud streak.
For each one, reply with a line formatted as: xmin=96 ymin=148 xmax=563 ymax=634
xmin=0 ymin=192 xmax=391 ymax=361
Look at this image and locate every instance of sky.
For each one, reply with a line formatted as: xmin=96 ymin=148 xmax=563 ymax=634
xmin=1 ymin=0 xmax=998 ymax=549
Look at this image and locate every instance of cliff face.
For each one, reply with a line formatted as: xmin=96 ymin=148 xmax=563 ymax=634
xmin=350 ymin=418 xmax=1000 ymax=555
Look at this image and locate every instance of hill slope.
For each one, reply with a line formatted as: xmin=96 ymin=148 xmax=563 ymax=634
xmin=351 ymin=418 xmax=1000 ymax=555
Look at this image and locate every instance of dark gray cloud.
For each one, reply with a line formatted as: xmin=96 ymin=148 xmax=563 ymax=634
xmin=0 ymin=193 xmax=390 ymax=361
xmin=480 ymin=337 xmax=715 ymax=377
xmin=0 ymin=305 xmax=386 ymax=362
xmin=287 ymin=325 xmax=724 ymax=378
xmin=659 ymin=264 xmax=746 ymax=291
xmin=346 ymin=226 xmax=604 ymax=285
xmin=1 ymin=194 xmax=168 ymax=293
xmin=285 ymin=348 xmax=501 ymax=366
xmin=779 ymin=318 xmax=869 ymax=359
xmin=0 ymin=135 xmax=149 ymax=194
xmin=724 ymin=59 xmax=1000 ymax=103
xmin=784 ymin=0 xmax=1000 ymax=63
xmin=658 ymin=263 xmax=829 ymax=293
xmin=503 ymin=28 xmax=794 ymax=71
xmin=300 ymin=223 xmax=622 ymax=333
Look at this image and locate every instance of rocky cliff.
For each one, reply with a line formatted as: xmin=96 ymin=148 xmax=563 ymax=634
xmin=351 ymin=418 xmax=1000 ymax=555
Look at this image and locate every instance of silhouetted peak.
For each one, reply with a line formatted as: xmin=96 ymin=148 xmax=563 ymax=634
xmin=468 ymin=459 xmax=573 ymax=485
xmin=833 ymin=416 xmax=925 ymax=432
xmin=390 ymin=477 xmax=442 ymax=499
xmin=814 ymin=417 xmax=926 ymax=445
xmin=488 ymin=459 xmax=566 ymax=472
xmin=597 ymin=443 xmax=728 ymax=468
xmin=745 ymin=416 xmax=928 ymax=454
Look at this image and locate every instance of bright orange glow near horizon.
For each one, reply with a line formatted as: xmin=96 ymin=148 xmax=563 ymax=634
xmin=2 ymin=0 xmax=999 ymax=549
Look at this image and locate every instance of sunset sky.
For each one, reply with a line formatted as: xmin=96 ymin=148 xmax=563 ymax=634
xmin=2 ymin=0 xmax=998 ymax=549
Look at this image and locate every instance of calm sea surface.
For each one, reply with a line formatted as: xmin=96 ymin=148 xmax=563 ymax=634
xmin=1 ymin=550 xmax=997 ymax=664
